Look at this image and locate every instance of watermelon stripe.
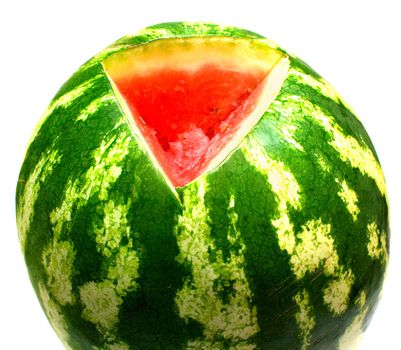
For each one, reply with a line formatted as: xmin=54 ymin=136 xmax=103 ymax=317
xmin=79 ymin=199 xmax=139 ymax=348
xmin=293 ymin=289 xmax=316 ymax=350
xmin=29 ymin=74 xmax=105 ymax=145
xmin=288 ymin=67 xmax=341 ymax=104
xmin=323 ymin=268 xmax=354 ymax=316
xmin=336 ymin=179 xmax=360 ymax=222
xmin=293 ymin=218 xmax=353 ymax=315
xmin=75 ymin=94 xmax=116 ymax=122
xmin=289 ymin=65 xmax=362 ymax=124
xmin=280 ymin=94 xmax=386 ymax=197
xmin=16 ymin=148 xmax=61 ymax=252
xmin=174 ymin=179 xmax=259 ymax=349
xmin=47 ymin=131 xmax=131 ymax=239
xmin=93 ymin=200 xmax=140 ymax=295
xmin=366 ymin=222 xmax=388 ymax=263
xmin=42 ymin=240 xmax=76 ymax=306
xmin=241 ymin=137 xmax=300 ymax=255
xmin=277 ymin=123 xmax=305 ymax=152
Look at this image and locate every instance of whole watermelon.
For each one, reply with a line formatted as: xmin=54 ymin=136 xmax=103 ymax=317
xmin=16 ymin=22 xmax=389 ymax=350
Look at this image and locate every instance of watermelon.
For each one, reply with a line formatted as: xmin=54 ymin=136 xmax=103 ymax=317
xmin=16 ymin=22 xmax=389 ymax=350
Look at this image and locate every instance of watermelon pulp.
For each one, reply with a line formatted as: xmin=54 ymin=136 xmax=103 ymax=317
xmin=104 ymin=38 xmax=288 ymax=187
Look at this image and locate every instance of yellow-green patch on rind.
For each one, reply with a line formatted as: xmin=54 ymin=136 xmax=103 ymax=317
xmin=290 ymin=219 xmax=337 ymax=279
xmin=336 ymin=179 xmax=360 ymax=221
xmin=241 ymin=138 xmax=301 ymax=211
xmin=107 ymin=245 xmax=140 ymax=296
xmin=103 ymin=342 xmax=130 ymax=350
xmin=76 ymin=93 xmax=115 ymax=122
xmin=278 ymin=124 xmax=305 ymax=151
xmin=80 ymin=281 xmax=122 ymax=331
xmin=42 ymin=240 xmax=76 ymax=306
xmin=323 ymin=269 xmax=354 ymax=316
xmin=93 ymin=200 xmax=131 ymax=257
xmin=289 ymin=218 xmax=354 ymax=315
xmin=367 ymin=222 xmax=388 ymax=263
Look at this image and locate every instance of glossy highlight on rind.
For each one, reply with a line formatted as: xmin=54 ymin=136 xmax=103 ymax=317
xmin=16 ymin=22 xmax=389 ymax=350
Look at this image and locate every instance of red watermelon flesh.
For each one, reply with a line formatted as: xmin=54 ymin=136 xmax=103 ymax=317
xmin=114 ymin=65 xmax=266 ymax=187
xmin=104 ymin=38 xmax=289 ymax=187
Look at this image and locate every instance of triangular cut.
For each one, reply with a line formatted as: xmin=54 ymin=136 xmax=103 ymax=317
xmin=103 ymin=37 xmax=289 ymax=187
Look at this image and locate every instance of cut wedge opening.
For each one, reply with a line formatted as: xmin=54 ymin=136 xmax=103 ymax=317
xmin=103 ymin=37 xmax=289 ymax=187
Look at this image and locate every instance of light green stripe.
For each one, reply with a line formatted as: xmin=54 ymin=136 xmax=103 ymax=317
xmin=242 ymin=137 xmax=300 ymax=255
xmin=175 ymin=179 xmax=259 ymax=349
xmin=80 ymin=199 xmax=139 ymax=341
xmin=288 ymin=66 xmax=360 ymax=122
xmin=294 ymin=289 xmax=316 ymax=350
xmin=91 ymin=199 xmax=140 ymax=294
xmin=336 ymin=179 xmax=360 ymax=221
xmin=76 ymin=94 xmax=115 ymax=122
xmin=28 ymin=74 xmax=104 ymax=144
xmin=291 ymin=218 xmax=354 ymax=316
xmin=42 ymin=240 xmax=76 ymax=306
xmin=48 ymin=131 xmax=131 ymax=240
xmin=75 ymin=147 xmax=136 ymax=349
xmin=288 ymin=67 xmax=341 ymax=103
xmin=278 ymin=124 xmax=305 ymax=151
xmin=17 ymin=148 xmax=61 ymax=252
xmin=42 ymin=131 xmax=131 ymax=308
xmin=96 ymin=200 xmax=140 ymax=296
xmin=280 ymin=95 xmax=386 ymax=197
xmin=367 ymin=221 xmax=388 ymax=264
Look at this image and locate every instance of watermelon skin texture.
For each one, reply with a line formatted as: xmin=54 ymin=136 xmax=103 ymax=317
xmin=16 ymin=22 xmax=389 ymax=350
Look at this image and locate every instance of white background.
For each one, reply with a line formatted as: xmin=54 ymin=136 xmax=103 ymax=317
xmin=1 ymin=0 xmax=400 ymax=349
